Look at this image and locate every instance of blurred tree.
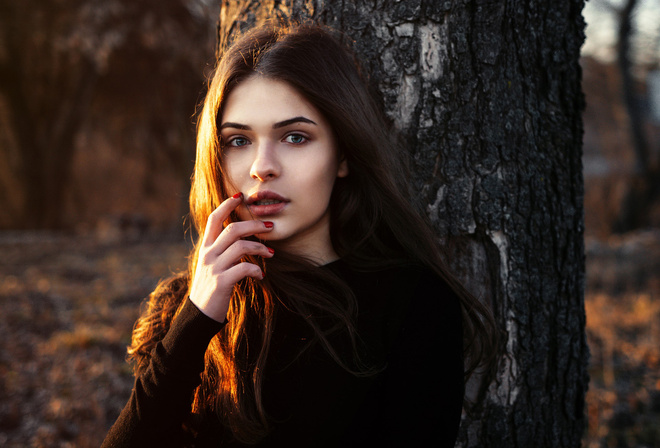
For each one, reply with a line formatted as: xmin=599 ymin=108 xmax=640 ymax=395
xmin=0 ymin=0 xmax=98 ymax=228
xmin=218 ymin=0 xmax=588 ymax=446
xmin=0 ymin=0 xmax=217 ymax=230
xmin=613 ymin=0 xmax=660 ymax=232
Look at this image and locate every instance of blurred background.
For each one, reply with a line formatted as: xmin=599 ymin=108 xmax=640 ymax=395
xmin=0 ymin=0 xmax=658 ymax=446
xmin=581 ymin=2 xmax=660 ymax=445
xmin=0 ymin=0 xmax=219 ymax=235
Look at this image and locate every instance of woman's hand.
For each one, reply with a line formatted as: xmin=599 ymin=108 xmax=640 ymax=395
xmin=188 ymin=193 xmax=274 ymax=322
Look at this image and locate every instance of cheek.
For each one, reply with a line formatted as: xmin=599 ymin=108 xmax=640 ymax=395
xmin=317 ymin=161 xmax=341 ymax=193
xmin=221 ymin=159 xmax=243 ymax=193
xmin=221 ymin=176 xmax=235 ymax=197
xmin=304 ymin=173 xmax=338 ymax=208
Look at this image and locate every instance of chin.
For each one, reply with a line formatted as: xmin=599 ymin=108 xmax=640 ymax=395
xmin=255 ymin=231 xmax=281 ymax=241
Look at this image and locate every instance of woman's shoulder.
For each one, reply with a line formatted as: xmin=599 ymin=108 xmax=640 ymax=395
xmin=328 ymin=259 xmax=463 ymax=362
xmin=375 ymin=262 xmax=463 ymax=362
xmin=382 ymin=262 xmax=461 ymax=317
xmin=327 ymin=258 xmax=460 ymax=320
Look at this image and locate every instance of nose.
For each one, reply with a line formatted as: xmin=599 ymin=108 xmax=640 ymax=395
xmin=249 ymin=142 xmax=281 ymax=181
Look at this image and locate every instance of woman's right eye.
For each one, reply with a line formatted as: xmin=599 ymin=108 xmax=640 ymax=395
xmin=227 ymin=137 xmax=250 ymax=147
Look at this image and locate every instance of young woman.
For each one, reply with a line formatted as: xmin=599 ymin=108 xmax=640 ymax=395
xmin=103 ymin=23 xmax=496 ymax=448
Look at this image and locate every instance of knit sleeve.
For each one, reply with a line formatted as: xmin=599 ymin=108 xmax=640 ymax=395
xmin=102 ymin=298 xmax=226 ymax=448
xmin=381 ymin=270 xmax=464 ymax=447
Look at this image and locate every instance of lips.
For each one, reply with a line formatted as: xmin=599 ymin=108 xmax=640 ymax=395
xmin=246 ymin=191 xmax=289 ymax=216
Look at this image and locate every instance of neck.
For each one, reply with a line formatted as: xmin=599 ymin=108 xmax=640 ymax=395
xmin=271 ymin=219 xmax=338 ymax=266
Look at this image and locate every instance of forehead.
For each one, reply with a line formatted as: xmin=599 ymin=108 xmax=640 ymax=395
xmin=221 ymin=76 xmax=324 ymax=125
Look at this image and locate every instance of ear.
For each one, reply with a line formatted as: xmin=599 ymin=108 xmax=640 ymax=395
xmin=337 ymin=157 xmax=349 ymax=178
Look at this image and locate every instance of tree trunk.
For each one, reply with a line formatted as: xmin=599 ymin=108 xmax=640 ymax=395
xmin=0 ymin=0 xmax=97 ymax=229
xmin=217 ymin=1 xmax=588 ymax=446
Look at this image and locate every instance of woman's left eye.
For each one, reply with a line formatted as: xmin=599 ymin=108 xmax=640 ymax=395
xmin=283 ymin=134 xmax=307 ymax=144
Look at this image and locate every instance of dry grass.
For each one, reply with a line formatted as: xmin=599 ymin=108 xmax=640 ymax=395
xmin=583 ymin=230 xmax=660 ymax=448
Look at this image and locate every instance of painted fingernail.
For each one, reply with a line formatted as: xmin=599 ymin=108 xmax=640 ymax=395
xmin=232 ymin=192 xmax=243 ymax=199
xmin=261 ymin=270 xmax=266 ymax=279
xmin=267 ymin=247 xmax=275 ymax=255
xmin=264 ymin=221 xmax=274 ymax=228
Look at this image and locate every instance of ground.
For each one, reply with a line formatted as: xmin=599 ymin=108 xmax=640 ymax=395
xmin=0 ymin=232 xmax=190 ymax=447
xmin=0 ymin=230 xmax=658 ymax=447
xmin=583 ymin=230 xmax=660 ymax=447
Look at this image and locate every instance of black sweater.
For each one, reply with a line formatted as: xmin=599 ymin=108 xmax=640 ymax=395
xmin=103 ymin=260 xmax=464 ymax=447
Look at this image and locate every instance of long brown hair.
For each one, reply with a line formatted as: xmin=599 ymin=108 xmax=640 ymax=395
xmin=128 ymin=23 xmax=497 ymax=444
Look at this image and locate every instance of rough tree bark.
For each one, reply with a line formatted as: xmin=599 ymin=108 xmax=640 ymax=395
xmin=217 ymin=1 xmax=588 ymax=446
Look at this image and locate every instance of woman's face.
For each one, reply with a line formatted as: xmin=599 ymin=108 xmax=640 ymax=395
xmin=219 ymin=76 xmax=348 ymax=264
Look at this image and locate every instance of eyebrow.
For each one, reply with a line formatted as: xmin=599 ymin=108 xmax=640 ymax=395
xmin=219 ymin=122 xmax=250 ymax=131
xmin=273 ymin=116 xmax=317 ymax=129
xmin=219 ymin=116 xmax=317 ymax=131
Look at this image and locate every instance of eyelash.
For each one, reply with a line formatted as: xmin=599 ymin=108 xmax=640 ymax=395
xmin=283 ymin=133 xmax=308 ymax=145
xmin=226 ymin=136 xmax=249 ymax=147
xmin=224 ymin=133 xmax=309 ymax=147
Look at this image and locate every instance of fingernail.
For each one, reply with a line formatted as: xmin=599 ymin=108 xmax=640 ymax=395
xmin=267 ymin=247 xmax=275 ymax=255
xmin=264 ymin=221 xmax=274 ymax=228
xmin=232 ymin=192 xmax=243 ymax=199
xmin=261 ymin=270 xmax=266 ymax=279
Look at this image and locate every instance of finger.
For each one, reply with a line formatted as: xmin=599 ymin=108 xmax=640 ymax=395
xmin=221 ymin=261 xmax=265 ymax=285
xmin=210 ymin=220 xmax=274 ymax=256
xmin=209 ymin=240 xmax=274 ymax=271
xmin=202 ymin=193 xmax=243 ymax=248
